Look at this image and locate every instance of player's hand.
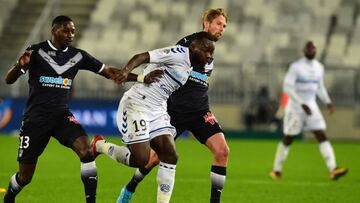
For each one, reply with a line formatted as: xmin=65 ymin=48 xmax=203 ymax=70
xmin=111 ymin=69 xmax=130 ymax=85
xmin=327 ymin=103 xmax=334 ymax=115
xmin=18 ymin=50 xmax=33 ymax=69
xmin=144 ymin=69 xmax=164 ymax=84
xmin=301 ymin=104 xmax=312 ymax=115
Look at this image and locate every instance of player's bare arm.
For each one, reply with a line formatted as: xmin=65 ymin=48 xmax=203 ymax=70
xmin=301 ymin=104 xmax=312 ymax=115
xmin=5 ymin=50 xmax=32 ymax=84
xmin=327 ymin=103 xmax=334 ymax=115
xmin=123 ymin=69 xmax=164 ymax=83
xmin=101 ymin=65 xmax=163 ymax=84
xmin=112 ymin=52 xmax=150 ymax=85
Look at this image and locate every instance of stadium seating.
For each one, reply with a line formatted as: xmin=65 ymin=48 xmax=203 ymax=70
xmin=1 ymin=0 xmax=360 ymax=105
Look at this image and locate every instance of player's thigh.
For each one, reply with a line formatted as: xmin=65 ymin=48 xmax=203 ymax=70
xmin=304 ymin=108 xmax=326 ymax=131
xmin=189 ymin=111 xmax=224 ymax=144
xmin=117 ymin=99 xmax=150 ymax=144
xmin=52 ymin=112 xmax=87 ymax=148
xmin=283 ymin=110 xmax=303 ymax=136
xmin=149 ymin=113 xmax=176 ymax=141
xmin=168 ymin=111 xmax=190 ymax=140
xmin=17 ymin=119 xmax=53 ymax=164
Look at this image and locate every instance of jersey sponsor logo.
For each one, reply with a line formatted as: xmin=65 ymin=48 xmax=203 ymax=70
xmin=38 ymin=48 xmax=83 ymax=74
xmin=188 ymin=70 xmax=209 ymax=86
xmin=296 ymin=78 xmax=319 ymax=84
xmin=0 ymin=98 xmax=12 ymax=129
xmin=68 ymin=115 xmax=79 ymax=124
xmin=203 ymin=112 xmax=217 ymax=125
xmin=39 ymin=76 xmax=73 ymax=89
xmin=190 ymin=70 xmax=208 ymax=81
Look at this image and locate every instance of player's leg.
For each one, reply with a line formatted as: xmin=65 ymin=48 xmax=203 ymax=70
xmin=4 ymin=120 xmax=51 ymax=202
xmin=313 ymin=130 xmax=348 ymax=180
xmin=271 ymin=110 xmax=301 ymax=179
xmin=53 ymin=113 xmax=98 ymax=203
xmin=270 ymin=135 xmax=294 ymax=179
xmin=93 ymin=98 xmax=152 ymax=167
xmin=307 ymin=107 xmax=348 ymax=180
xmin=151 ymin=134 xmax=178 ymax=203
xmin=123 ymin=149 xmax=160 ymax=195
xmin=204 ymin=132 xmax=229 ymax=203
xmin=121 ymin=118 xmax=186 ymax=196
xmin=71 ymin=136 xmax=98 ymax=203
xmin=4 ymin=163 xmax=36 ymax=203
xmin=92 ymin=135 xmax=132 ymax=165
xmin=189 ymin=110 xmax=228 ymax=203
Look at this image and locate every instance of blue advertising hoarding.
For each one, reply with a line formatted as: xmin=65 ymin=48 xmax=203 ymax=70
xmin=0 ymin=97 xmax=121 ymax=136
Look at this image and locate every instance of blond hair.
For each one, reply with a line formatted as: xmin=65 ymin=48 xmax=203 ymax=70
xmin=202 ymin=8 xmax=228 ymax=29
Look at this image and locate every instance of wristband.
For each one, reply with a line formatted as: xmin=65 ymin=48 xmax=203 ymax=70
xmin=137 ymin=74 xmax=145 ymax=83
xmin=20 ymin=68 xmax=26 ymax=74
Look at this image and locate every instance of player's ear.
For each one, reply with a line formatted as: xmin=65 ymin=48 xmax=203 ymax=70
xmin=203 ymin=21 xmax=210 ymax=30
xmin=189 ymin=42 xmax=196 ymax=53
xmin=51 ymin=24 xmax=59 ymax=35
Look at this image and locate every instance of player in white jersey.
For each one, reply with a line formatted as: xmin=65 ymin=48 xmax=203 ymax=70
xmin=270 ymin=41 xmax=348 ymax=180
xmin=91 ymin=32 xmax=215 ymax=203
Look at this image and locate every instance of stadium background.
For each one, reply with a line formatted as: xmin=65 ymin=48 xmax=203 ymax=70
xmin=1 ymin=0 xmax=360 ymax=139
xmin=0 ymin=1 xmax=360 ymax=203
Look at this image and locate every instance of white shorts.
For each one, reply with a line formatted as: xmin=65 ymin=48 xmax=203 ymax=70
xmin=116 ymin=95 xmax=176 ymax=144
xmin=283 ymin=105 xmax=326 ymax=136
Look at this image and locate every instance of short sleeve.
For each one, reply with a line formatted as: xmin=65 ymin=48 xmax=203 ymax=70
xmin=148 ymin=46 xmax=187 ymax=65
xmin=80 ymin=50 xmax=105 ymax=73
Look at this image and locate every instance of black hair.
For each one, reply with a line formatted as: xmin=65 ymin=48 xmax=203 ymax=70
xmin=52 ymin=15 xmax=73 ymax=27
xmin=193 ymin=31 xmax=217 ymax=42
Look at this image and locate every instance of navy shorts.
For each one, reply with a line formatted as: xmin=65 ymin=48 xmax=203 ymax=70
xmin=17 ymin=111 xmax=87 ymax=164
xmin=169 ymin=110 xmax=224 ymax=144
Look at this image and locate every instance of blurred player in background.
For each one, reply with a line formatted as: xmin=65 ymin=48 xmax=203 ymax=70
xmin=270 ymin=41 xmax=348 ymax=181
xmin=91 ymin=32 xmax=215 ymax=203
xmin=3 ymin=15 xmax=161 ymax=203
xmin=114 ymin=8 xmax=229 ymax=203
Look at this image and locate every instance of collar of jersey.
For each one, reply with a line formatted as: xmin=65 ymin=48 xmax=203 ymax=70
xmin=47 ymin=40 xmax=69 ymax=52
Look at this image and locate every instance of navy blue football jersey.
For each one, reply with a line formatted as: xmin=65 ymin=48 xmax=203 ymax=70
xmin=23 ymin=40 xmax=104 ymax=119
xmin=167 ymin=32 xmax=214 ymax=113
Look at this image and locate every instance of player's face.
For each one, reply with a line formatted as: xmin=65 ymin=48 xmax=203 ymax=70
xmin=204 ymin=15 xmax=227 ymax=41
xmin=191 ymin=40 xmax=215 ymax=67
xmin=53 ymin=21 xmax=75 ymax=48
xmin=304 ymin=41 xmax=316 ymax=60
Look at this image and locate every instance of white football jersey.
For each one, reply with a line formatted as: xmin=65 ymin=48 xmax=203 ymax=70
xmin=124 ymin=45 xmax=192 ymax=109
xmin=283 ymin=57 xmax=331 ymax=111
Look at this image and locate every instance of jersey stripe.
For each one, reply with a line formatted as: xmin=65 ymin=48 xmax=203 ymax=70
xmin=164 ymin=69 xmax=183 ymax=87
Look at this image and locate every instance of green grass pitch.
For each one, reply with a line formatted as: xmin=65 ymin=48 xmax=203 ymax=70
xmin=0 ymin=134 xmax=359 ymax=203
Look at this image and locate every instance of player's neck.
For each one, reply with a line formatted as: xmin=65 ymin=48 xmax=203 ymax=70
xmin=49 ymin=40 xmax=67 ymax=51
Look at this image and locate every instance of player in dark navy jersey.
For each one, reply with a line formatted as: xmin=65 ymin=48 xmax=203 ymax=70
xmin=117 ymin=8 xmax=229 ymax=203
xmin=3 ymin=15 xmax=162 ymax=203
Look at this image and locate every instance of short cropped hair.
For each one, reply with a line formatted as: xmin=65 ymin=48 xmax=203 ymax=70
xmin=52 ymin=15 xmax=73 ymax=27
xmin=194 ymin=31 xmax=217 ymax=42
xmin=202 ymin=8 xmax=228 ymax=27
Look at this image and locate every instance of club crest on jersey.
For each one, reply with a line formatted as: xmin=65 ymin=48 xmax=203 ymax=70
xmin=203 ymin=112 xmax=217 ymax=125
xmin=163 ymin=49 xmax=170 ymax=54
xmin=47 ymin=51 xmax=56 ymax=56
xmin=68 ymin=115 xmax=79 ymax=124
